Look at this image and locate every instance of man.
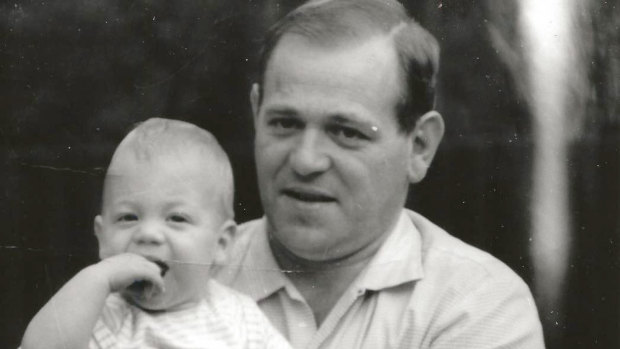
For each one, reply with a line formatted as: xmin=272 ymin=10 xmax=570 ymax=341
xmin=218 ymin=0 xmax=545 ymax=348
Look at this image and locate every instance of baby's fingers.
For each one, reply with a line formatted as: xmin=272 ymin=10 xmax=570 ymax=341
xmin=122 ymin=261 xmax=166 ymax=302
xmin=101 ymin=253 xmax=165 ymax=292
xmin=127 ymin=257 xmax=166 ymax=291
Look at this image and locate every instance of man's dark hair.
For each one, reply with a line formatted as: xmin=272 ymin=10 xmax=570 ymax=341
xmin=256 ymin=0 xmax=440 ymax=133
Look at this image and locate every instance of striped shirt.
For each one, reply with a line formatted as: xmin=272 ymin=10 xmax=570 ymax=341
xmin=90 ymin=280 xmax=291 ymax=349
xmin=217 ymin=209 xmax=545 ymax=349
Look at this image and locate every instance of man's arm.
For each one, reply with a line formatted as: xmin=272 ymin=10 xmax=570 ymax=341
xmin=21 ymin=253 xmax=164 ymax=349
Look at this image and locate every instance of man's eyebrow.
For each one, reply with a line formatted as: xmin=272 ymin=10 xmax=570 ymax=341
xmin=330 ymin=114 xmax=380 ymax=134
xmin=263 ymin=105 xmax=298 ymax=117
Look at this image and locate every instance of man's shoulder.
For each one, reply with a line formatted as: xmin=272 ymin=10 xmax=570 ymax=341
xmin=401 ymin=210 xmax=544 ymax=347
xmin=407 ymin=209 xmax=527 ymax=286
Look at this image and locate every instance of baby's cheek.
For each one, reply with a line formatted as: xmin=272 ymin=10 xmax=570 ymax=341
xmin=100 ymin=237 xmax=132 ymax=259
xmin=167 ymin=264 xmax=209 ymax=299
xmin=173 ymin=238 xmax=213 ymax=261
xmin=98 ymin=241 xmax=119 ymax=259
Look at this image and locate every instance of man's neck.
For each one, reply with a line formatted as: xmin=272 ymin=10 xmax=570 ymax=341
xmin=268 ymin=230 xmax=391 ymax=326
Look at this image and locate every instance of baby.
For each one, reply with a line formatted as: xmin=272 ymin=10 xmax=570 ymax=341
xmin=22 ymin=118 xmax=290 ymax=349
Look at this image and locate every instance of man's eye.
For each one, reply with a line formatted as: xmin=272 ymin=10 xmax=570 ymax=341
xmin=328 ymin=125 xmax=369 ymax=144
xmin=267 ymin=117 xmax=302 ymax=132
xmin=117 ymin=214 xmax=138 ymax=222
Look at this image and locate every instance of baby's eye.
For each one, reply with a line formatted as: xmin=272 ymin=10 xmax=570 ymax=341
xmin=168 ymin=214 xmax=190 ymax=224
xmin=117 ymin=213 xmax=138 ymax=222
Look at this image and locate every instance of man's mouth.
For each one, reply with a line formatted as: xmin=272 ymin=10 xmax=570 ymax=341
xmin=282 ymin=188 xmax=336 ymax=203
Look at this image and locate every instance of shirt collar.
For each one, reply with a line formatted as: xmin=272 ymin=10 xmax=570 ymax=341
xmin=234 ymin=210 xmax=425 ymax=299
xmin=356 ymin=209 xmax=425 ymax=291
xmin=234 ymin=218 xmax=288 ymax=302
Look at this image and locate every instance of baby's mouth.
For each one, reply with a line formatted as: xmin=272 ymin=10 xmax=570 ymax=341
xmin=138 ymin=256 xmax=169 ymax=276
xmin=150 ymin=259 xmax=169 ymax=277
xmin=125 ymin=257 xmax=169 ymax=301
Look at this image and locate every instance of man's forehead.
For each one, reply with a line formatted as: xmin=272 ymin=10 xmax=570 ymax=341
xmin=273 ymin=32 xmax=396 ymax=59
xmin=262 ymin=34 xmax=401 ymax=113
xmin=268 ymin=34 xmax=397 ymax=79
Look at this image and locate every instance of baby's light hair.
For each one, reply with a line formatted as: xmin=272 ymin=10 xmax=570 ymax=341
xmin=103 ymin=118 xmax=235 ymax=220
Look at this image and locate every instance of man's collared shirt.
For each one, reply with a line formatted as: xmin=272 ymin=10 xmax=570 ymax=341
xmin=217 ymin=209 xmax=545 ymax=349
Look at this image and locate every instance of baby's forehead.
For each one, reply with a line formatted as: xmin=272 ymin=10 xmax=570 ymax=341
xmin=119 ymin=135 xmax=216 ymax=159
xmin=105 ymin=152 xmax=222 ymax=197
xmin=102 ymin=129 xmax=234 ymax=218
xmin=102 ymin=166 xmax=227 ymax=211
xmin=110 ymin=144 xmax=218 ymax=170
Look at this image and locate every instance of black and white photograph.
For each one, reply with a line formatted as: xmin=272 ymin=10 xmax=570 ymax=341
xmin=1 ymin=0 xmax=619 ymax=348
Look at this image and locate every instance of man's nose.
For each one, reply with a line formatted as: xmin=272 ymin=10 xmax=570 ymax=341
xmin=288 ymin=129 xmax=330 ymax=177
xmin=132 ymin=221 xmax=165 ymax=245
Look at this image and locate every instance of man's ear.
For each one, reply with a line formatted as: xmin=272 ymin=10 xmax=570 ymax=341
xmin=408 ymin=110 xmax=445 ymax=184
xmin=250 ymin=83 xmax=260 ymax=121
xmin=94 ymin=215 xmax=109 ymax=260
xmin=213 ymin=220 xmax=237 ymax=266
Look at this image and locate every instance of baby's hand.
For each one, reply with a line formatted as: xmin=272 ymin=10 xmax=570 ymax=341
xmin=92 ymin=253 xmax=165 ymax=294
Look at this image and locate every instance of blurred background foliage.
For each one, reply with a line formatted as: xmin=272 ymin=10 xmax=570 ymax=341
xmin=1 ymin=1 xmax=618 ymax=348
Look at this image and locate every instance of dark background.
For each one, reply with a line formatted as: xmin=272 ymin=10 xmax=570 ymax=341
xmin=1 ymin=1 xmax=618 ymax=348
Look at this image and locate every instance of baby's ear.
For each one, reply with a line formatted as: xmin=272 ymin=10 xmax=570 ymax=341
xmin=94 ymin=215 xmax=109 ymax=260
xmin=214 ymin=220 xmax=236 ymax=266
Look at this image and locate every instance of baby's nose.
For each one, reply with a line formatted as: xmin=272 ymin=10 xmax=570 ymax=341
xmin=133 ymin=222 xmax=165 ymax=245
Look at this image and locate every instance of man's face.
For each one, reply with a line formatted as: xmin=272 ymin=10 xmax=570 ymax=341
xmin=95 ymin=152 xmax=229 ymax=311
xmin=253 ymin=35 xmax=415 ymax=261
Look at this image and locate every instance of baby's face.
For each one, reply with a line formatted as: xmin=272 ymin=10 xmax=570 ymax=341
xmin=95 ymin=153 xmax=231 ymax=311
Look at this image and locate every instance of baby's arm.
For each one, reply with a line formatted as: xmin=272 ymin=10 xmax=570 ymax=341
xmin=21 ymin=253 xmax=164 ymax=349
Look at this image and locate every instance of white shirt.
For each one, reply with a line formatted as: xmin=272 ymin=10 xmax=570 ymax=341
xmin=217 ymin=209 xmax=545 ymax=349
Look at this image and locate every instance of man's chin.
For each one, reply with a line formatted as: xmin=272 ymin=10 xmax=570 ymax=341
xmin=271 ymin=229 xmax=342 ymax=261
